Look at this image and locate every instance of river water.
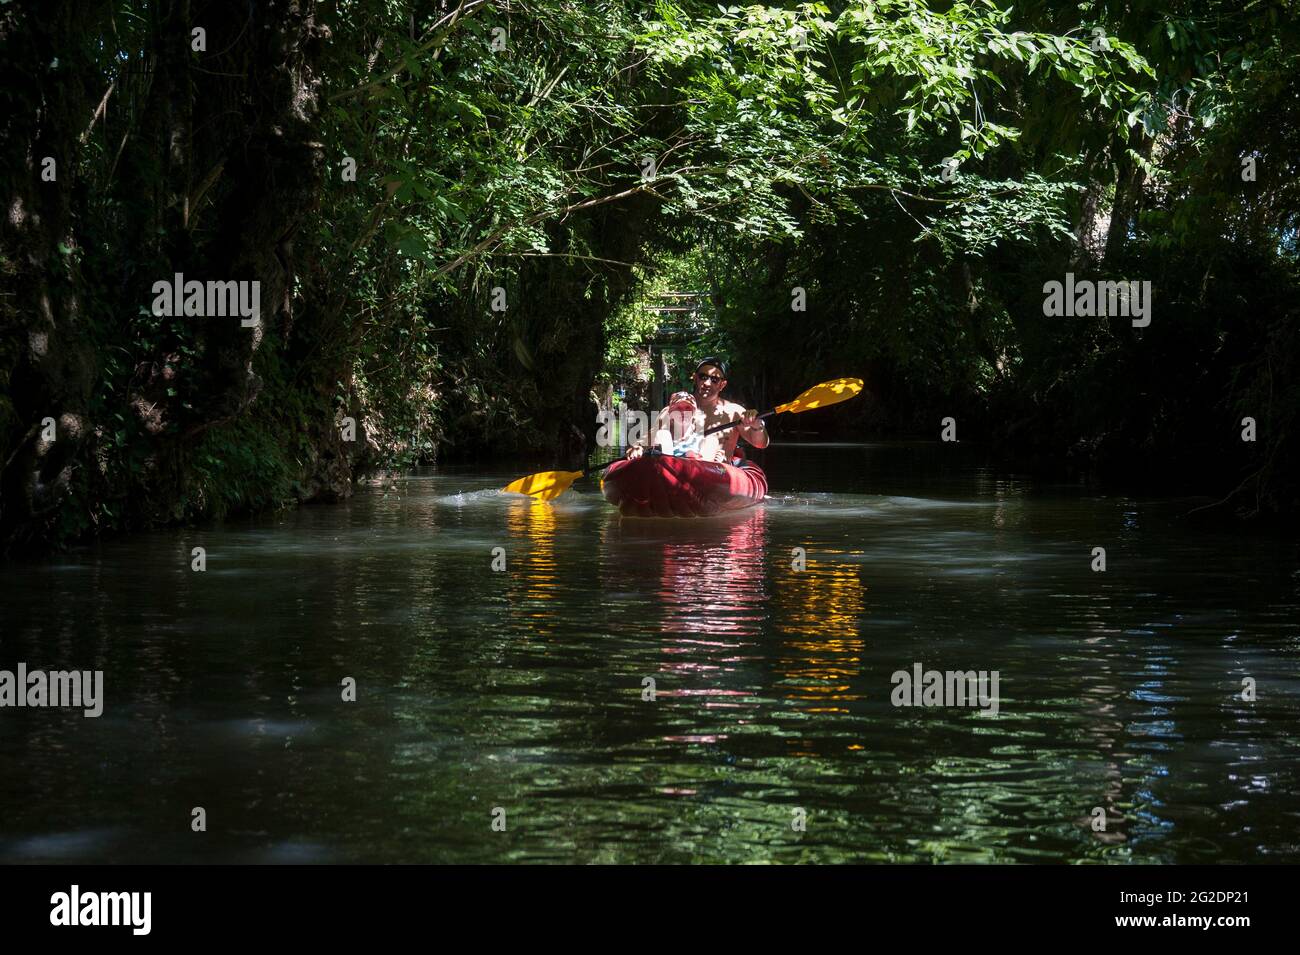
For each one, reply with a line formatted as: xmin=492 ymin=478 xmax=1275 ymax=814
xmin=2 ymin=442 xmax=1298 ymax=863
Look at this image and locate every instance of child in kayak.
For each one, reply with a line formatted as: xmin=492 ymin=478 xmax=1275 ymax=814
xmin=653 ymin=391 xmax=715 ymax=459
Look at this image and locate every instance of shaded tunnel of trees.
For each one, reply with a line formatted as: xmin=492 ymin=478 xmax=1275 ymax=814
xmin=2 ymin=0 xmax=1298 ymax=552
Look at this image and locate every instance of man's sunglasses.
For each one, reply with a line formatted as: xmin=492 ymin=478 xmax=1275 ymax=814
xmin=695 ymin=372 xmax=724 ymax=384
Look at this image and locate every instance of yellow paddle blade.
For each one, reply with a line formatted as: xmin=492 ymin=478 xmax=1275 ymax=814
xmin=774 ymin=377 xmax=864 ymax=415
xmin=502 ymin=469 xmax=583 ymax=500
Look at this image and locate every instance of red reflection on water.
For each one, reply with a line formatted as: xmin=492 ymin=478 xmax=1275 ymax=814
xmin=602 ymin=509 xmax=770 ymax=742
xmin=655 ymin=508 xmax=769 ymax=646
xmin=653 ymin=511 xmax=767 ymax=740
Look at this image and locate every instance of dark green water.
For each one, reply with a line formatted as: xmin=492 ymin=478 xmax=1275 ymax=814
xmin=2 ymin=442 xmax=1298 ymax=863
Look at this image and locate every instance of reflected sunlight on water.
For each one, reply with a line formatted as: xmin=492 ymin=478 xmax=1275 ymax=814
xmin=1 ymin=443 xmax=1298 ymax=863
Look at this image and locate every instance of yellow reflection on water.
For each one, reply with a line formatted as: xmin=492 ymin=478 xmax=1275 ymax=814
xmin=773 ymin=552 xmax=866 ymax=716
xmin=506 ymin=499 xmax=559 ymax=635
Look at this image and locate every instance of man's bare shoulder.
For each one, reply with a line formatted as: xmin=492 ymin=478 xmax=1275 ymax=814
xmin=717 ymin=399 xmax=747 ymax=416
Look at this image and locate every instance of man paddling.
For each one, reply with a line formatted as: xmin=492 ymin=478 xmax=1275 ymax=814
xmin=626 ymin=357 xmax=769 ymax=462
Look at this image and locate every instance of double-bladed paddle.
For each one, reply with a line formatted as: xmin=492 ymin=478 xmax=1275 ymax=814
xmin=502 ymin=377 xmax=864 ymax=502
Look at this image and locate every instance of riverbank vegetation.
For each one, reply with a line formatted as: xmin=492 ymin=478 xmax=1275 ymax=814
xmin=3 ymin=0 xmax=1297 ymax=551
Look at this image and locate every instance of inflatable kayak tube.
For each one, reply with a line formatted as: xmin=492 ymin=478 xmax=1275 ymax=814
xmin=601 ymin=454 xmax=768 ymax=518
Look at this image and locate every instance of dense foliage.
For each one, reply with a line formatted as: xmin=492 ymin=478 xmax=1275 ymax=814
xmin=2 ymin=0 xmax=1297 ymax=551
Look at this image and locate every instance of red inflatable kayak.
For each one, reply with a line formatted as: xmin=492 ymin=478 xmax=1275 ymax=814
xmin=601 ymin=454 xmax=768 ymax=517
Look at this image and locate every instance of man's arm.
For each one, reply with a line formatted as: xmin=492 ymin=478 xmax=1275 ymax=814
xmin=739 ymin=408 xmax=770 ymax=449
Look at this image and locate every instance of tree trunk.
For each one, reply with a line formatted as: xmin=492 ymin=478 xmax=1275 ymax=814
xmin=0 ymin=0 xmax=330 ymax=550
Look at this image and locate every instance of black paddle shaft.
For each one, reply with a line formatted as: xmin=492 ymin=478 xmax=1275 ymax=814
xmin=702 ymin=409 xmax=776 ymax=437
xmin=590 ymin=407 xmax=769 ymax=478
xmin=586 ymin=411 xmax=772 ymax=478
